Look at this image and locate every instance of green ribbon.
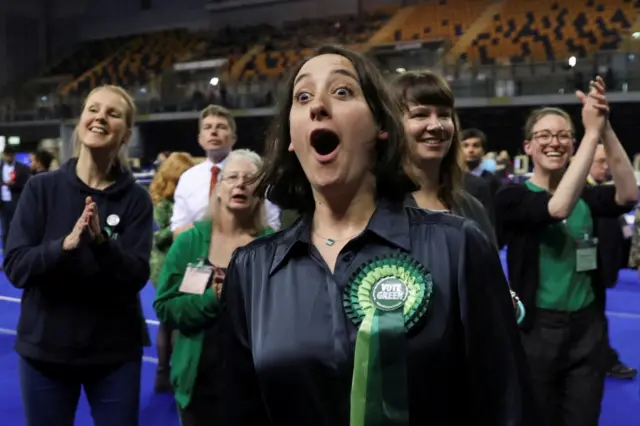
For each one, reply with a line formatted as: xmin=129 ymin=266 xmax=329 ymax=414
xmin=351 ymin=307 xmax=409 ymax=426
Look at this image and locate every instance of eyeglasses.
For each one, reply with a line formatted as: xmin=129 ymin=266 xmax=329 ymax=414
xmin=532 ymin=130 xmax=574 ymax=144
xmin=221 ymin=173 xmax=256 ymax=185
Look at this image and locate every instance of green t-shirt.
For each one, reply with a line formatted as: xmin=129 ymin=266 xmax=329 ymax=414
xmin=526 ymin=180 xmax=595 ymax=311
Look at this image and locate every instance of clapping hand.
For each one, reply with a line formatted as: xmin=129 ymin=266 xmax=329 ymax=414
xmin=62 ymin=200 xmax=93 ymax=251
xmin=576 ymin=76 xmax=609 ymax=134
xmin=62 ymin=197 xmax=105 ymax=251
xmin=85 ymin=196 xmax=106 ymax=244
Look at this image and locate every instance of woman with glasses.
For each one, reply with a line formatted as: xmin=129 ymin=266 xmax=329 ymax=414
xmin=495 ymin=77 xmax=637 ymax=426
xmin=153 ymin=149 xmax=274 ymax=426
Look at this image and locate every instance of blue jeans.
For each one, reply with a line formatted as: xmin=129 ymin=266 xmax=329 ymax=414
xmin=19 ymin=356 xmax=141 ymax=426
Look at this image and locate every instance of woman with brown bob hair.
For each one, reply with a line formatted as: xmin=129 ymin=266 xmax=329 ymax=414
xmin=390 ymin=71 xmax=495 ymax=244
xmin=220 ymin=45 xmax=534 ymax=426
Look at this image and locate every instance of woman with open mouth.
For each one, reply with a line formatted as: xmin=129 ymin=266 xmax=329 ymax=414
xmin=219 ymin=45 xmax=535 ymax=426
xmin=153 ymin=149 xmax=274 ymax=426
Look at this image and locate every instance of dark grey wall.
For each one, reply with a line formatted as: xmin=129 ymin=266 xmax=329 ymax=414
xmin=0 ymin=0 xmax=48 ymax=92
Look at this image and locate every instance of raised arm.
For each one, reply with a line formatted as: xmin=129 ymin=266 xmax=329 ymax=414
xmin=547 ymin=87 xmax=607 ymax=218
xmin=579 ymin=76 xmax=637 ymax=206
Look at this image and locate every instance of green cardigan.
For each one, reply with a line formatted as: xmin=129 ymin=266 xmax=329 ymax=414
xmin=153 ymin=220 xmax=274 ymax=409
xmin=150 ymin=198 xmax=174 ymax=286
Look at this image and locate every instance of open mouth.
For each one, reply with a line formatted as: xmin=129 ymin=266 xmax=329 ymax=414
xmin=231 ymin=194 xmax=248 ymax=202
xmin=310 ymin=129 xmax=340 ymax=157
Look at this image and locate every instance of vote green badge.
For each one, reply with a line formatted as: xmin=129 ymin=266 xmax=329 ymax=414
xmin=343 ymin=253 xmax=432 ymax=426
xmin=103 ymin=214 xmax=121 ymax=240
xmin=371 ymin=277 xmax=408 ymax=311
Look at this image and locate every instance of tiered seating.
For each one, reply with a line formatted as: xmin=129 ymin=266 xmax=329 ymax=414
xmin=186 ymin=25 xmax=277 ymax=76
xmin=239 ymin=7 xmax=397 ymax=81
xmin=465 ymin=0 xmax=636 ymax=64
xmin=45 ymin=36 xmax=134 ymax=78
xmin=189 ymin=25 xmax=276 ymax=62
xmin=377 ymin=0 xmax=489 ymax=44
xmin=62 ymin=30 xmax=194 ymax=96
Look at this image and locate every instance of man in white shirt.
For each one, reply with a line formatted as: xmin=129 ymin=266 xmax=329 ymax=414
xmin=171 ymin=104 xmax=280 ymax=236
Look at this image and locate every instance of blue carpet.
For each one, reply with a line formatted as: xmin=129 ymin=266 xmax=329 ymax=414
xmin=0 ymin=263 xmax=638 ymax=425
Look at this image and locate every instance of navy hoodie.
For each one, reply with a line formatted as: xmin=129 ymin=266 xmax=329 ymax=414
xmin=4 ymin=158 xmax=153 ymax=365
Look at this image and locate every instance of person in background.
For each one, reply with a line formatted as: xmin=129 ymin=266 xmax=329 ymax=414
xmin=3 ymin=85 xmax=154 ymax=426
xmin=461 ymin=128 xmax=503 ymax=198
xmin=495 ymin=77 xmax=637 ymax=426
xmin=495 ymin=150 xmax=513 ymax=179
xmin=148 ymin=151 xmax=196 ymax=393
xmin=170 ymin=105 xmax=281 ymax=236
xmin=0 ymin=145 xmax=31 ymax=251
xmin=590 ymin=144 xmax=638 ymax=380
xmin=392 ymin=70 xmax=527 ymax=319
xmin=390 ymin=71 xmax=496 ymax=245
xmin=29 ymin=150 xmax=54 ymax=175
xmin=154 ymin=149 xmax=274 ymax=426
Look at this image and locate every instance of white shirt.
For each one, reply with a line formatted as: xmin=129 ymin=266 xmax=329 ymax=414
xmin=1 ymin=162 xmax=14 ymax=202
xmin=170 ymin=158 xmax=281 ymax=231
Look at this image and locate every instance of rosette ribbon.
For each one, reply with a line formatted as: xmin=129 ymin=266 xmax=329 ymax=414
xmin=343 ymin=253 xmax=433 ymax=426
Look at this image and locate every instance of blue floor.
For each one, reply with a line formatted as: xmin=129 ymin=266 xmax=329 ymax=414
xmin=0 ymin=264 xmax=639 ymax=425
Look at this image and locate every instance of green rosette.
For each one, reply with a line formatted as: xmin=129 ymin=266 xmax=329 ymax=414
xmin=343 ymin=253 xmax=433 ymax=426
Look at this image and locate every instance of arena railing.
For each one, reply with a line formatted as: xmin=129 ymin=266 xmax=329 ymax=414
xmin=1 ymin=49 xmax=639 ymax=123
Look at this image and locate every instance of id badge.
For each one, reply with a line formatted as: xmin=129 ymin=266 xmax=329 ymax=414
xmin=179 ymin=262 xmax=213 ymax=295
xmin=576 ymin=238 xmax=598 ymax=272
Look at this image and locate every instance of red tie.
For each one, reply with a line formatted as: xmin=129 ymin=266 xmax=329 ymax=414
xmin=209 ymin=166 xmax=220 ymax=196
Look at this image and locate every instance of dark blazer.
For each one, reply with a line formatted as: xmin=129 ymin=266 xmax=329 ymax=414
xmin=480 ymin=169 xmax=503 ymax=199
xmin=0 ymin=160 xmax=31 ymax=203
xmin=464 ymin=172 xmax=495 ymax=225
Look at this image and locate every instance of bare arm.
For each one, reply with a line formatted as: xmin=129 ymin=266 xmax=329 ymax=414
xmin=602 ymin=122 xmax=638 ymax=205
xmin=547 ymin=84 xmax=608 ymax=218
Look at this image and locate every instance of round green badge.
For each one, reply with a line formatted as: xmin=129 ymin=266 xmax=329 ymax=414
xmin=371 ymin=277 xmax=409 ymax=311
xmin=343 ymin=252 xmax=433 ymax=333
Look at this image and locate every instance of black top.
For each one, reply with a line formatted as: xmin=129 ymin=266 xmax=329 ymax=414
xmin=220 ymin=200 xmax=535 ymax=426
xmin=4 ymin=159 xmax=154 ymax=365
xmin=194 ymin=263 xmax=227 ymax=399
xmin=587 ymin=183 xmax=631 ymax=288
xmin=495 ymin=183 xmax=634 ymax=329
xmin=463 ymin=172 xmax=495 ymax=225
xmin=405 ymin=191 xmax=497 ymax=248
xmin=479 ymin=169 xmax=503 ymax=199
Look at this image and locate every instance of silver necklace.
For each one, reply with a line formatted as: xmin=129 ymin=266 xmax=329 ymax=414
xmin=313 ymin=231 xmax=361 ymax=246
